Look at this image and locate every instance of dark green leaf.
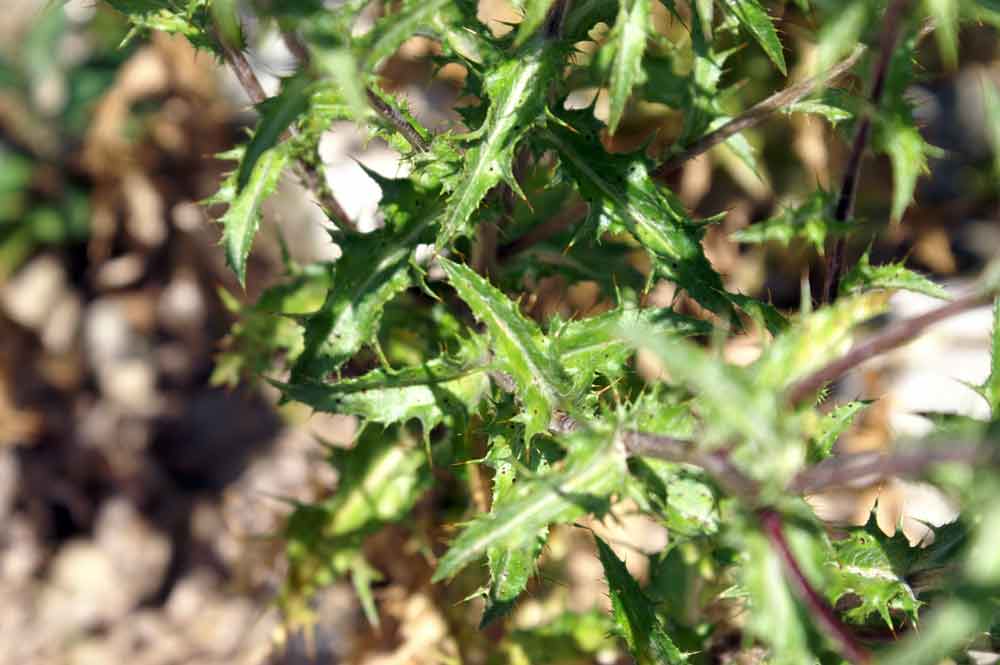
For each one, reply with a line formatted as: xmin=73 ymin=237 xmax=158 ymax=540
xmin=594 ymin=535 xmax=687 ymax=664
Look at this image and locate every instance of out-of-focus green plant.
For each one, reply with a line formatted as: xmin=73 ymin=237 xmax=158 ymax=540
xmin=0 ymin=6 xmax=137 ymax=277
xmin=105 ymin=0 xmax=1000 ymax=662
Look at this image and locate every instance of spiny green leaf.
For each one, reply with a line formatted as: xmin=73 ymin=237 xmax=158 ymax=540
xmin=552 ymin=305 xmax=712 ymax=393
xmin=752 ymin=291 xmax=890 ymax=391
xmin=874 ymin=30 xmax=934 ymax=224
xmin=275 ymin=338 xmax=490 ymax=433
xmin=732 ymin=190 xmax=851 ymax=255
xmin=238 ymin=74 xmax=311 ymax=192
xmin=291 ymin=179 xmax=439 ymax=381
xmin=812 ymin=400 xmax=870 ymax=461
xmin=972 ymin=298 xmax=1000 ymax=415
xmin=718 ymin=0 xmax=787 ymax=75
xmin=840 ymin=251 xmax=949 ymax=300
xmin=601 ymin=0 xmax=650 ymax=133
xmin=105 ymin=0 xmax=218 ymax=52
xmin=481 ymin=424 xmax=552 ymax=626
xmin=785 ymin=99 xmax=854 ymax=126
xmin=828 ymin=527 xmax=921 ymax=627
xmin=440 ymin=258 xmax=575 ymax=442
xmin=594 ymin=535 xmax=687 ymax=664
xmin=208 ymin=144 xmax=290 ymax=286
xmin=542 ymin=121 xmax=738 ymax=320
xmin=436 ymin=46 xmax=558 ymax=245
xmin=877 ymin=119 xmax=931 ymax=223
xmin=433 ymin=430 xmax=627 ymax=582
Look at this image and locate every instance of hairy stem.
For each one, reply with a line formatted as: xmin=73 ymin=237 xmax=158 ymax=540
xmin=787 ymin=290 xmax=991 ymax=405
xmin=759 ymin=509 xmax=873 ymax=665
xmin=789 ymin=446 xmax=987 ymax=494
xmin=652 ymin=45 xmax=866 ymax=179
xmin=821 ymin=0 xmax=911 ymax=304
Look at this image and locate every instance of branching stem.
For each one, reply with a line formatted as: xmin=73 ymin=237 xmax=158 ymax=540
xmin=652 ymin=46 xmax=866 ymax=180
xmin=759 ymin=509 xmax=873 ymax=665
xmin=787 ymin=290 xmax=991 ymax=405
xmin=822 ymin=0 xmax=911 ymax=304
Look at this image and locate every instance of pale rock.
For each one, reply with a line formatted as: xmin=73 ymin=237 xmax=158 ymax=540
xmin=1 ymin=254 xmax=67 ymax=331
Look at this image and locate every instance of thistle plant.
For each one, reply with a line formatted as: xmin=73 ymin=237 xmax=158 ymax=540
xmin=107 ymin=0 xmax=1000 ymax=662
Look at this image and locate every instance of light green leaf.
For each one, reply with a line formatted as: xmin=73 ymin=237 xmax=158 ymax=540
xmin=628 ymin=457 xmax=719 ymax=537
xmin=553 ymin=305 xmax=712 ymax=393
xmin=282 ymin=425 xmax=431 ymax=626
xmin=752 ymin=290 xmax=891 ymax=390
xmin=439 ymin=258 xmax=574 ymax=442
xmin=924 ymin=0 xmax=959 ymax=68
xmin=980 ymin=73 xmax=1000 ymax=182
xmin=210 ymin=0 xmax=244 ymax=50
xmin=436 ymin=47 xmax=557 ymax=245
xmin=321 ymin=425 xmax=432 ymax=537
xmin=361 ymin=0 xmax=456 ymax=72
xmin=619 ymin=322 xmax=786 ymax=453
xmin=814 ymin=0 xmax=868 ymax=75
xmin=972 ymin=297 xmax=1000 ymax=415
xmin=211 ymin=264 xmax=332 ymax=387
xmin=878 ymin=119 xmax=931 ymax=223
xmin=481 ymin=423 xmax=552 ymax=625
xmin=732 ymin=190 xmax=851 ymax=255
xmin=433 ymin=430 xmax=628 ymax=582
xmin=291 ymin=178 xmax=438 ymax=381
xmin=812 ymin=400 xmax=870 ymax=460
xmin=238 ymin=74 xmax=311 ymax=192
xmin=594 ymin=535 xmax=687 ymax=665
xmin=276 ymin=338 xmax=491 ymax=433
xmin=742 ymin=530 xmax=814 ymax=665
xmin=312 ymin=47 xmax=369 ymax=120
xmin=718 ymin=0 xmax=787 ymax=75
xmin=693 ymin=0 xmax=714 ymax=39
xmin=840 ymin=251 xmax=949 ymax=299
xmin=785 ymin=100 xmax=853 ymax=125
xmin=828 ymin=527 xmax=921 ymax=627
xmin=512 ymin=0 xmax=557 ymax=46
xmin=208 ymin=144 xmax=290 ymax=286
xmin=602 ymin=0 xmax=650 ymax=133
